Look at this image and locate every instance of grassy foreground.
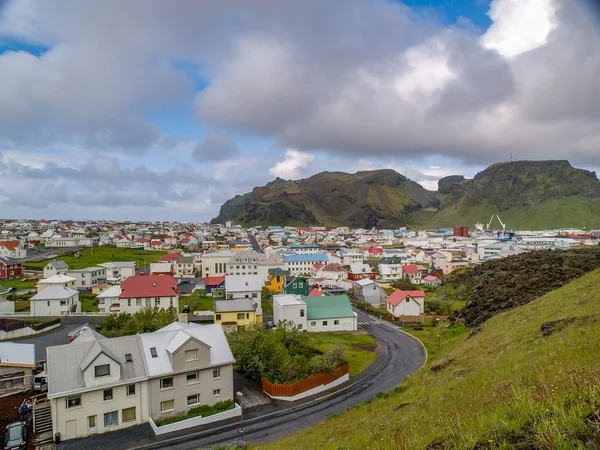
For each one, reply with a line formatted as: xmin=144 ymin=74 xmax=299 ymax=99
xmin=25 ymin=247 xmax=167 ymax=270
xmin=260 ymin=269 xmax=600 ymax=449
xmin=304 ymin=332 xmax=377 ymax=378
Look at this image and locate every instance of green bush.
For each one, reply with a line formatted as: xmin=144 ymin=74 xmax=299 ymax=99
xmin=155 ymin=399 xmax=235 ymax=427
xmin=424 ymin=299 xmax=452 ymax=315
xmin=96 ymin=306 xmax=177 ymax=337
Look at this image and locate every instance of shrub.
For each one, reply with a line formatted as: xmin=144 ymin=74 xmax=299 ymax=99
xmin=155 ymin=399 xmax=235 ymax=426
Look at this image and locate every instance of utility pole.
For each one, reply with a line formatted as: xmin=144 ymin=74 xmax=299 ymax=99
xmin=236 ymin=391 xmax=244 ymax=442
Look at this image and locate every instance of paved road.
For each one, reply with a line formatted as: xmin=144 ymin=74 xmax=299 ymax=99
xmin=124 ymin=309 xmax=426 ymax=450
xmin=248 ymin=232 xmax=263 ymax=253
xmin=20 ymin=246 xmax=87 ymax=264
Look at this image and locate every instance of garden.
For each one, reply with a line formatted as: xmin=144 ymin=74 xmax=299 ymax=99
xmin=154 ymin=399 xmax=235 ymax=427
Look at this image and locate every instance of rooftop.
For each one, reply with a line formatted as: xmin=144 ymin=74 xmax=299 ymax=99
xmin=214 ymin=298 xmax=255 ymax=313
xmin=30 ymin=285 xmax=78 ymax=301
xmin=302 ymin=294 xmax=354 ymax=319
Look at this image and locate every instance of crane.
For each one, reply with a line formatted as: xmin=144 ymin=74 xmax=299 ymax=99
xmin=486 ymin=214 xmax=495 ymax=230
xmin=486 ymin=214 xmax=507 ymax=231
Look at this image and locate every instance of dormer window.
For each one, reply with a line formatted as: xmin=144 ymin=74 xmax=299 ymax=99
xmin=94 ymin=364 xmax=110 ymax=378
xmin=125 ymin=353 xmax=133 ymax=362
xmin=185 ymin=349 xmax=198 ymax=362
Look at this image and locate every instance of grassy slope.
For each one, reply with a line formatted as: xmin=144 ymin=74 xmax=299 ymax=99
xmin=1 ymin=278 xmax=38 ymax=289
xmin=413 ymin=195 xmax=600 ymax=229
xmin=304 ymin=332 xmax=377 ymax=378
xmin=178 ymin=292 xmax=214 ymax=313
xmin=261 ymin=269 xmax=600 ymax=449
xmin=24 ymin=247 xmax=167 ymax=270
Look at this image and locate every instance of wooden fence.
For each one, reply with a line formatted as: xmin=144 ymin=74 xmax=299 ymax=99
xmin=262 ymin=363 xmax=349 ymax=398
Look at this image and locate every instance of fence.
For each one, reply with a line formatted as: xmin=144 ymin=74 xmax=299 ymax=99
xmin=0 ymin=318 xmax=24 ymax=332
xmin=391 ymin=315 xmax=425 ymax=324
xmin=262 ymin=363 xmax=349 ymax=398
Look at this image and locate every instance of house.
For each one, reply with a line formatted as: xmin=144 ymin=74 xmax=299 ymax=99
xmin=303 ymin=295 xmax=357 ymax=332
xmin=117 ymin=275 xmax=179 ymax=314
xmin=43 ymin=260 xmax=70 ymax=279
xmin=347 ymin=263 xmax=376 ymax=281
xmin=282 ymin=275 xmax=310 ymax=296
xmin=150 ymin=262 xmax=173 ymax=276
xmin=202 ymin=251 xmax=236 ymax=278
xmin=0 ymin=342 xmax=35 ymax=395
xmin=213 ymin=298 xmax=257 ymax=332
xmin=159 ymin=252 xmax=181 ymax=263
xmin=283 ymin=254 xmax=329 ymax=276
xmin=378 ymin=263 xmax=403 ymax=280
xmin=401 ymin=265 xmax=427 ymax=284
xmin=354 ymin=279 xmax=387 ymax=307
xmin=225 ymin=250 xmax=284 ymax=281
xmin=307 ymin=287 xmax=324 ymax=297
xmin=315 ymin=263 xmax=347 ymax=282
xmin=265 ymin=268 xmax=289 ymax=293
xmin=386 ymin=289 xmax=425 ymax=319
xmin=288 ymin=244 xmax=320 ymax=255
xmin=224 ymin=275 xmax=262 ymax=318
xmin=46 ymin=321 xmax=235 ymax=441
xmin=98 ymin=262 xmax=136 ymax=284
xmin=0 ymin=257 xmax=22 ymax=279
xmin=37 ymin=274 xmax=77 ymax=293
xmin=0 ymin=240 xmax=27 ymax=259
xmin=273 ymin=295 xmax=307 ymax=331
xmin=30 ymin=286 xmax=80 ymax=316
xmin=203 ymin=276 xmax=225 ymax=295
xmin=422 ymin=275 xmax=442 ymax=288
xmin=173 ymin=256 xmax=196 ymax=279
xmin=339 ymin=251 xmax=364 ymax=266
xmin=97 ymin=285 xmax=122 ymax=314
xmin=66 ymin=267 xmax=108 ymax=291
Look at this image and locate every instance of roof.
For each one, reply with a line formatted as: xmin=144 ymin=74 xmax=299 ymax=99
xmin=349 ymin=263 xmax=373 ymax=274
xmin=273 ymin=294 xmax=306 ymax=307
xmin=0 ymin=257 xmax=19 ymax=266
xmin=150 ymin=262 xmax=173 ymax=273
xmin=354 ymin=279 xmax=374 ymax=287
xmin=225 ymin=275 xmax=263 ymax=292
xmin=308 ymin=287 xmax=323 ymax=297
xmin=268 ymin=268 xmax=289 ymax=277
xmin=97 ymin=285 xmax=122 ymax=299
xmin=283 ymin=254 xmax=329 ymax=263
xmin=30 ymin=285 xmax=78 ymax=301
xmin=119 ymin=275 xmax=178 ymax=298
xmin=176 ymin=256 xmax=195 ymax=264
xmin=38 ymin=274 xmax=77 ymax=284
xmin=46 ymin=260 xmax=69 ymax=270
xmin=203 ymin=276 xmax=225 ymax=286
xmin=98 ymin=262 xmax=136 ymax=269
xmin=202 ymin=250 xmax=236 ymax=259
xmin=289 ymin=244 xmax=319 ymax=248
xmin=423 ymin=275 xmax=440 ymax=281
xmin=67 ymin=266 xmax=106 ymax=273
xmin=159 ymin=252 xmax=181 ymax=262
xmin=0 ymin=240 xmax=20 ymax=251
xmin=322 ymin=263 xmax=346 ymax=272
xmin=214 ymin=298 xmax=255 ymax=313
xmin=402 ymin=264 xmax=419 ymax=274
xmin=302 ymin=295 xmax=354 ymax=320
xmin=0 ymin=342 xmax=35 ymax=367
xmin=386 ymin=289 xmax=426 ymax=307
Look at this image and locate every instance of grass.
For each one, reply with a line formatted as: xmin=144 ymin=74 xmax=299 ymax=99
xmin=259 ymin=268 xmax=600 ymax=450
xmin=24 ymin=246 xmax=168 ymax=270
xmin=304 ymin=332 xmax=377 ymax=378
xmin=80 ymin=293 xmax=99 ymax=312
xmin=179 ymin=292 xmax=213 ymax=313
xmin=154 ymin=399 xmax=235 ymax=427
xmin=400 ymin=321 xmax=470 ymax=359
xmin=1 ymin=278 xmax=38 ymax=289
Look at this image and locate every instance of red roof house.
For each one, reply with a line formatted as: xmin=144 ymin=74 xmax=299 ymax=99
xmin=119 ymin=274 xmax=178 ymax=299
xmin=386 ymin=289 xmax=425 ymax=318
xmin=308 ymin=287 xmax=323 ymax=297
xmin=159 ymin=252 xmax=181 ymax=262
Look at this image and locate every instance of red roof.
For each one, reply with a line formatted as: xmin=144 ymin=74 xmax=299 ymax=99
xmin=386 ymin=289 xmax=425 ymax=307
xmin=423 ymin=275 xmax=439 ymax=281
xmin=323 ymin=263 xmax=346 ymax=272
xmin=0 ymin=241 xmax=20 ymax=251
xmin=367 ymin=247 xmax=383 ymax=254
xmin=159 ymin=252 xmax=181 ymax=262
xmin=204 ymin=276 xmax=225 ymax=286
xmin=308 ymin=287 xmax=323 ymax=297
xmin=135 ymin=237 xmax=149 ymax=243
xmin=313 ymin=262 xmax=325 ymax=270
xmin=119 ymin=275 xmax=178 ymax=299
xmin=402 ymin=264 xmax=418 ymax=274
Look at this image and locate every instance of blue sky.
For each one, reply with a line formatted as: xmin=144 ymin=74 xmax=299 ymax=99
xmin=0 ymin=0 xmax=598 ymax=221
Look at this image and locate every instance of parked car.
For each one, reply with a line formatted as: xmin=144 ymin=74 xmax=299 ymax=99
xmin=7 ymin=288 xmax=17 ymax=293
xmin=3 ymin=422 xmax=26 ymax=450
xmin=182 ymin=305 xmax=190 ymax=313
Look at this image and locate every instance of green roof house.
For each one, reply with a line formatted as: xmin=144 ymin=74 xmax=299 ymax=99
xmin=301 ymin=294 xmax=357 ymax=332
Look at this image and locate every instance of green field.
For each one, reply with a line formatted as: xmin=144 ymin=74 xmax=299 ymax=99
xmin=304 ymin=332 xmax=377 ymax=378
xmin=80 ymin=293 xmax=99 ymax=312
xmin=1 ymin=278 xmax=38 ymax=290
xmin=25 ymin=247 xmax=167 ymax=270
xmin=178 ymin=291 xmax=213 ymax=313
xmin=261 ymin=269 xmax=600 ymax=449
xmin=400 ymin=322 xmax=470 ymax=359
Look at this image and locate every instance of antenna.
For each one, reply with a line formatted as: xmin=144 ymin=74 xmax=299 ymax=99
xmin=510 ymin=153 xmax=513 ymax=162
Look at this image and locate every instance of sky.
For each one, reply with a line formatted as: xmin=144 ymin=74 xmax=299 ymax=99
xmin=0 ymin=0 xmax=599 ymax=222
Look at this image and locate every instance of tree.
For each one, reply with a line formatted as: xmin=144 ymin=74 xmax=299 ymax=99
xmin=96 ymin=306 xmax=177 ymax=337
xmin=392 ymin=275 xmax=418 ymax=291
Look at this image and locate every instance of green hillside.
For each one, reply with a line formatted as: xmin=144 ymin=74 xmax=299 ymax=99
xmin=260 ymin=269 xmax=600 ymax=449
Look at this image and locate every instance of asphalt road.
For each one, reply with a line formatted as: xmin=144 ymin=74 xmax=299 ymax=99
xmin=127 ymin=309 xmax=426 ymax=449
xmin=20 ymin=246 xmax=87 ymax=263
xmin=248 ymin=232 xmax=263 ymax=253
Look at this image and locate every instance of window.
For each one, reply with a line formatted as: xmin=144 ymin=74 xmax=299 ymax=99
xmin=82 ymin=281 xmax=86 ymax=286
xmin=213 ymin=367 xmax=221 ymax=379
xmin=122 ymin=407 xmax=136 ymax=423
xmin=322 ymin=321 xmax=328 ymax=326
xmin=154 ymin=298 xmax=160 ymax=306
xmin=186 ymin=372 xmax=199 ymax=385
xmin=300 ymin=309 xmax=305 ymax=317
xmin=136 ymin=299 xmax=141 ymax=306
xmin=246 ymin=313 xmax=250 ymax=319
xmin=187 ymin=394 xmax=200 ymax=406
xmin=185 ymin=349 xmax=198 ymax=362
xmin=145 ymin=298 xmax=151 ymax=307
xmin=150 ymin=347 xmax=158 ymax=358
xmin=160 ymin=400 xmax=174 ymax=412
xmin=170 ymin=298 xmax=174 ymax=307
xmin=297 ymin=324 xmax=303 ymax=330
xmin=66 ymin=395 xmax=81 ymax=409
xmin=104 ymin=411 xmax=118 ymax=428
xmin=127 ymin=299 xmax=131 ymax=307
xmin=215 ymin=314 xmax=221 ymax=320
xmin=311 ymin=321 xmax=316 ymax=327
xmin=60 ymin=300 xmax=66 ymax=306
xmin=103 ymin=388 xmax=113 ymax=401
xmin=213 ymin=389 xmax=221 ymax=397
xmin=160 ymin=377 xmax=174 ymax=390
xmin=293 ymin=283 xmax=297 ymax=288
xmin=126 ymin=384 xmax=136 ymax=396
xmin=88 ymin=415 xmax=96 ymax=430
xmin=237 ymin=313 xmax=245 ymax=320
xmin=94 ymin=364 xmax=110 ymax=377
xmin=334 ymin=320 xmax=340 ymax=326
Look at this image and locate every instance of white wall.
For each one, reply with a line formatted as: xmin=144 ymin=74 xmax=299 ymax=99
xmin=273 ymin=302 xmax=307 ymax=330
xmin=117 ymin=295 xmax=178 ymax=314
xmin=306 ymin=314 xmax=357 ymax=332
xmin=389 ymin=297 xmax=423 ymax=317
xmin=30 ymin=294 xmax=79 ymax=316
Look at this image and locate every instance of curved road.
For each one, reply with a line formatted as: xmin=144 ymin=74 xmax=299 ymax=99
xmin=131 ymin=309 xmax=426 ymax=449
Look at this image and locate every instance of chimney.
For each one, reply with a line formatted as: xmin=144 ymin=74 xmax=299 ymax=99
xmin=178 ymin=313 xmax=189 ymax=324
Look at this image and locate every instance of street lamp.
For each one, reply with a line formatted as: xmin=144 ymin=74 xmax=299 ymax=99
xmin=236 ymin=391 xmax=244 ymax=442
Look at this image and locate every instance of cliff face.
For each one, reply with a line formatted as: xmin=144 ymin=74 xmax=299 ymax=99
xmin=213 ymin=161 xmax=600 ymax=229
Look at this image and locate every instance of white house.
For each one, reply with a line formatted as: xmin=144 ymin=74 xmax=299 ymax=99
xmin=378 ymin=264 xmax=403 ymax=280
xmin=353 ymin=279 xmax=387 ymax=307
xmin=30 ymin=286 xmax=80 ymax=316
xmin=273 ymin=295 xmax=307 ymax=331
xmin=43 ymin=260 xmax=70 ymax=279
xmin=224 ymin=275 xmax=262 ymax=316
xmin=116 ymin=275 xmax=179 ymax=314
xmin=37 ymin=274 xmax=77 ymax=293
xmin=340 ymin=252 xmax=364 ymax=266
xmin=66 ymin=267 xmax=108 ymax=291
xmin=386 ymin=289 xmax=425 ymax=319
xmin=288 ymin=244 xmax=320 ymax=255
xmin=303 ymin=295 xmax=357 ymax=332
xmin=202 ymin=251 xmax=236 ymax=278
xmin=98 ymin=262 xmax=136 ymax=284
xmin=283 ymin=254 xmax=329 ymax=276
xmin=97 ymin=285 xmax=122 ymax=314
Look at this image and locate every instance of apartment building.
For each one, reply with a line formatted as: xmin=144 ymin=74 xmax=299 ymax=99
xmin=66 ymin=267 xmax=108 ymax=291
xmin=202 ymin=251 xmax=236 ymax=278
xmin=283 ymin=254 xmax=329 ymax=276
xmin=98 ymin=262 xmax=136 ymax=284
xmin=173 ymin=256 xmax=196 ymax=278
xmin=47 ymin=321 xmax=235 ymax=441
xmin=116 ymin=275 xmax=179 ymax=314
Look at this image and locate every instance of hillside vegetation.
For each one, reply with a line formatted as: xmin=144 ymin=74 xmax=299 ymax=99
xmin=448 ymin=246 xmax=600 ymax=327
xmin=260 ymin=269 xmax=600 ymax=449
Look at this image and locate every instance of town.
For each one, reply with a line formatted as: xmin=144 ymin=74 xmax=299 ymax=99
xmin=0 ymin=217 xmax=598 ymax=449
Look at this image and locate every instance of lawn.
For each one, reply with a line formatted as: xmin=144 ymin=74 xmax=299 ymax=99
xmin=24 ymin=247 xmax=168 ymax=271
xmin=304 ymin=332 xmax=377 ymax=377
xmin=179 ymin=292 xmax=213 ymax=313
xmin=1 ymin=278 xmax=38 ymax=290
xmin=80 ymin=293 xmax=99 ymax=312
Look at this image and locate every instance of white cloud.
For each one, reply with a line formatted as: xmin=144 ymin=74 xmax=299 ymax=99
xmin=270 ymin=149 xmax=315 ymax=179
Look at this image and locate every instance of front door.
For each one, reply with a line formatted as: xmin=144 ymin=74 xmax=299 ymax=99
xmin=88 ymin=415 xmax=97 ymax=434
xmin=65 ymin=419 xmax=77 ymax=440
